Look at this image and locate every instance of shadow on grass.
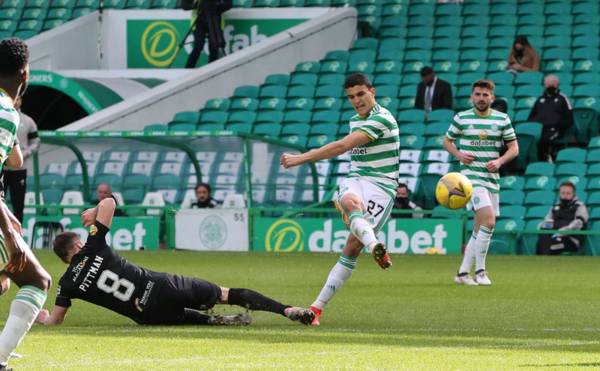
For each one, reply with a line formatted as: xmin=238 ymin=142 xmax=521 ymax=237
xmin=32 ymin=322 xmax=600 ymax=356
xmin=520 ymin=363 xmax=600 ymax=368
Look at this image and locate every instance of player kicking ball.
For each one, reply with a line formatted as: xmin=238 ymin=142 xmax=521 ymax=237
xmin=36 ymin=197 xmax=314 ymax=327
xmin=0 ymin=38 xmax=53 ymax=371
xmin=443 ymin=79 xmax=519 ymax=286
xmin=281 ymin=73 xmax=399 ymax=325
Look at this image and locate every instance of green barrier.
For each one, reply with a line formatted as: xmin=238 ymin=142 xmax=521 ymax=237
xmin=252 ymin=215 xmax=463 ymax=255
xmin=23 ymin=215 xmax=160 ymax=250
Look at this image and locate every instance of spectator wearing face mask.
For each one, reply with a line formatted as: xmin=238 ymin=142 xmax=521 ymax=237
xmin=507 ymin=35 xmax=540 ymax=73
xmin=192 ymin=183 xmax=218 ymax=208
xmin=414 ymin=66 xmax=453 ymax=118
xmin=393 ymin=183 xmax=422 ymax=218
xmin=528 ymin=74 xmax=574 ymax=161
xmin=536 ymin=181 xmax=588 ymax=255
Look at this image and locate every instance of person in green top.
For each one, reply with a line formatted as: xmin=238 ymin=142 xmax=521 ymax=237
xmin=281 ymin=73 xmax=399 ymax=325
xmin=0 ymin=37 xmax=52 ymax=371
xmin=443 ymin=79 xmax=519 ymax=286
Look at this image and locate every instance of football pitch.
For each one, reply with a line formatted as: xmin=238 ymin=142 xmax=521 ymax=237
xmin=3 ymin=250 xmax=600 ymax=370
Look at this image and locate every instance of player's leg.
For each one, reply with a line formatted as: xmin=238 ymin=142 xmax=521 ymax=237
xmin=309 ymin=234 xmax=362 ymax=325
xmin=473 ymin=202 xmax=496 ymax=286
xmin=0 ymin=237 xmax=51 ymax=368
xmin=220 ymin=287 xmax=314 ymax=325
xmin=338 ymin=179 xmax=393 ymax=269
xmin=455 ymin=211 xmax=479 ymax=285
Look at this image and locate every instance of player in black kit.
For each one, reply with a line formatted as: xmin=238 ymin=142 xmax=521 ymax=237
xmin=36 ymin=197 xmax=314 ymax=326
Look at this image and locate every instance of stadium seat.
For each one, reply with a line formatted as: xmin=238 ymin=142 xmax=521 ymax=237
xmin=555 ymin=163 xmax=587 ymax=177
xmin=499 ymin=175 xmax=524 ymax=191
xmin=524 ymin=191 xmax=555 ymax=206
xmin=501 ymin=205 xmax=527 ymax=220
xmin=555 ymin=148 xmax=587 ymax=163
xmin=524 ymin=162 xmax=555 ymax=177
xmin=499 ymin=190 xmax=524 ymax=205
xmin=524 ymin=176 xmax=557 ymax=191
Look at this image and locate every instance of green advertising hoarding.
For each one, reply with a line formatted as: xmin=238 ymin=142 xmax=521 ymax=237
xmin=23 ymin=216 xmax=160 ymax=250
xmin=127 ymin=18 xmax=306 ymax=68
xmin=253 ymin=217 xmax=464 ymax=255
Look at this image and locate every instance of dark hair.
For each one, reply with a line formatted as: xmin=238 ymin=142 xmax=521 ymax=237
xmin=472 ymin=79 xmax=495 ymax=92
xmin=195 ymin=182 xmax=211 ymax=194
xmin=420 ymin=66 xmax=434 ymax=77
xmin=53 ymin=232 xmax=79 ymax=263
xmin=397 ymin=182 xmax=409 ymax=191
xmin=344 ymin=73 xmax=372 ymax=89
xmin=513 ymin=35 xmax=531 ymax=50
xmin=560 ymin=181 xmax=576 ymax=192
xmin=0 ymin=38 xmax=29 ymax=76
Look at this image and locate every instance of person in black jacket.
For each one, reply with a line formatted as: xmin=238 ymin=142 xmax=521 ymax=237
xmin=192 ymin=183 xmax=218 ymax=208
xmin=184 ymin=0 xmax=233 ymax=68
xmin=414 ymin=66 xmax=453 ymax=118
xmin=537 ymin=181 xmax=588 ymax=255
xmin=527 ymin=74 xmax=574 ymax=161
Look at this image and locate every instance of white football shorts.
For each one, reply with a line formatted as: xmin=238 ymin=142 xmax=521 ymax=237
xmin=335 ymin=177 xmax=394 ymax=232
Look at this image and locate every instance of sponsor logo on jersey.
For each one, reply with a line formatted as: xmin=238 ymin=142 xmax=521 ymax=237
xmin=71 ymin=256 xmax=89 ymax=283
xmin=469 ymin=140 xmax=496 ymax=146
xmin=478 ymin=130 xmax=488 ymax=140
xmin=350 ymin=147 xmax=367 ymax=155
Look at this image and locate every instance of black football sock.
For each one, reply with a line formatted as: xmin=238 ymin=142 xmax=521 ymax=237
xmin=227 ymin=288 xmax=289 ymax=316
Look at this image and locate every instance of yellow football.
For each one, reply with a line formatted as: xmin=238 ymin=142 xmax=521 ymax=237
xmin=435 ymin=172 xmax=473 ymax=209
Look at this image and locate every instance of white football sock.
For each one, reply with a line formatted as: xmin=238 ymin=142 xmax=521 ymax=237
xmin=312 ymin=255 xmax=356 ymax=310
xmin=0 ymin=286 xmax=46 ymax=365
xmin=348 ymin=211 xmax=378 ymax=250
xmin=458 ymin=231 xmax=477 ymax=275
xmin=475 ymin=226 xmax=494 ymax=272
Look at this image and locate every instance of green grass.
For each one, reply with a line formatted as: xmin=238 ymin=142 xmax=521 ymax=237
xmin=3 ymin=251 xmax=600 ymax=370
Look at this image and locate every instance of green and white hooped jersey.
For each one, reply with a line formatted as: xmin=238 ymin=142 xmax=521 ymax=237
xmin=348 ymin=103 xmax=400 ymax=197
xmin=446 ymin=108 xmax=517 ymax=193
xmin=0 ymin=90 xmax=19 ymax=269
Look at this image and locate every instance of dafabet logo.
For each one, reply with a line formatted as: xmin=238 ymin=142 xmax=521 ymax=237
xmin=140 ymin=21 xmax=180 ymax=67
xmin=265 ymin=219 xmax=304 ymax=252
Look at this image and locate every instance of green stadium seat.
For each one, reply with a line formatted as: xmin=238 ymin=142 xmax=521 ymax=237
xmin=555 ymin=148 xmax=587 ymax=163
xmin=574 ymin=60 xmax=597 ymax=73
xmin=232 ymin=85 xmax=259 ymax=98
xmin=0 ymin=0 xmax=23 ymax=8
xmin=490 ymin=219 xmax=524 ymax=255
xmin=203 ymin=98 xmax=230 ymax=112
xmin=318 ymin=74 xmax=345 ymax=87
xmin=499 ymin=190 xmax=525 ymax=205
xmin=457 ymin=73 xmax=484 ymax=86
xmin=71 ymin=7 xmax=93 ymax=18
xmin=434 ymin=38 xmax=460 ymax=50
xmin=151 ymin=0 xmax=178 ymax=8
xmin=487 ymin=59 xmax=510 ymax=73
xmin=433 ymin=26 xmax=460 ymax=39
xmin=524 ymin=176 xmax=557 ymax=191
xmin=307 ymin=134 xmax=334 ymax=149
xmin=230 ymin=97 xmax=258 ymax=111
xmin=196 ymin=123 xmax=224 ymax=131
xmin=290 ymin=72 xmax=317 ymax=86
xmin=587 ymin=192 xmax=600 ymax=207
xmin=319 ymin=61 xmax=347 ymax=75
xmin=323 ymin=50 xmax=349 ymax=62
xmin=260 ymin=85 xmax=287 ymax=99
xmin=515 ymin=85 xmax=540 ymax=98
xmin=586 ymin=149 xmax=600 ymax=163
xmin=424 ymin=122 xmax=448 ymax=137
xmin=525 ymin=162 xmax=555 ymax=177
xmin=311 ymin=123 xmax=338 ymax=135
xmin=353 ymin=37 xmax=378 ymax=50
xmin=500 ymin=175 xmax=524 ymax=191
xmin=144 ymin=123 xmax=167 ymax=133
xmin=264 ymin=74 xmax=290 ymax=86
xmin=305 ymin=0 xmax=329 ymax=6
xmin=257 ymin=97 xmax=284 ymax=111
xmin=459 ymin=61 xmax=488 ymax=73
xmin=125 ymin=0 xmax=149 ymax=8
xmin=253 ymin=123 xmax=281 ymax=137
xmin=573 ymin=48 xmax=599 ymax=61
xmin=397 ymin=109 xmax=424 ymax=123
xmin=287 ymin=85 xmax=315 ymax=99
xmin=423 ymin=136 xmax=444 ymax=149
xmin=400 ymin=134 xmax=424 ymax=149
xmin=525 ymin=205 xmax=549 ymax=221
xmin=312 ymin=110 xmax=340 ymax=124
xmin=283 ymin=110 xmax=311 ymax=125
xmin=401 ymin=123 xmax=425 ymax=136
xmin=514 ymin=122 xmax=543 ymax=169
xmin=315 ymin=85 xmax=343 ymax=99
xmin=555 ymin=163 xmax=587 ymax=177
xmin=520 ymin=219 xmax=543 ymax=255
xmin=281 ymin=123 xmax=310 ymax=136
xmin=285 ymin=97 xmax=313 ymax=111
xmin=588 ymin=164 xmax=600 ymax=177
xmin=403 ymin=50 xmax=431 ymax=62
xmin=226 ymin=123 xmax=252 ymax=134
xmin=524 ymin=191 xmax=555 ymax=206
xmin=228 ymin=111 xmax=256 ymax=125
xmin=198 ymin=111 xmax=225 ymax=125
xmin=514 ymin=72 xmax=543 ymax=86
xmin=398 ymin=84 xmax=418 ymax=98
xmin=375 ymin=60 xmax=402 ymax=74
xmin=433 ymin=61 xmax=458 ymax=74
xmin=573 ymin=84 xmax=599 ymax=98
xmin=0 ymin=20 xmax=18 ymax=32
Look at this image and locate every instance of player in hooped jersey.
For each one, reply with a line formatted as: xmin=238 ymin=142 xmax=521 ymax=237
xmin=281 ymin=73 xmax=400 ymax=325
xmin=443 ymin=79 xmax=519 ymax=286
xmin=37 ymin=197 xmax=314 ymax=326
xmin=0 ymin=38 xmax=52 ymax=371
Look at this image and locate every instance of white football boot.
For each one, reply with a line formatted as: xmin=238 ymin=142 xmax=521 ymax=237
xmin=454 ymin=274 xmax=479 ymax=286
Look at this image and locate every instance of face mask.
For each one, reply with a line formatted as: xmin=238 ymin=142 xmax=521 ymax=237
xmin=515 ymin=49 xmax=524 ymax=57
xmin=559 ymin=198 xmax=571 ymax=206
xmin=396 ymin=196 xmax=410 ymax=208
xmin=546 ymin=87 xmax=558 ymax=95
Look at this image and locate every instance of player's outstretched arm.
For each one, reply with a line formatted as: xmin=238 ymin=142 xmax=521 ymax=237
xmin=82 ymin=197 xmax=116 ymax=229
xmin=36 ymin=305 xmax=68 ymax=325
xmin=281 ymin=131 xmax=371 ymax=168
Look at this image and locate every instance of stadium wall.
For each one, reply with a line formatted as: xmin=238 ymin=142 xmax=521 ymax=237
xmin=63 ymin=7 xmax=357 ymax=131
